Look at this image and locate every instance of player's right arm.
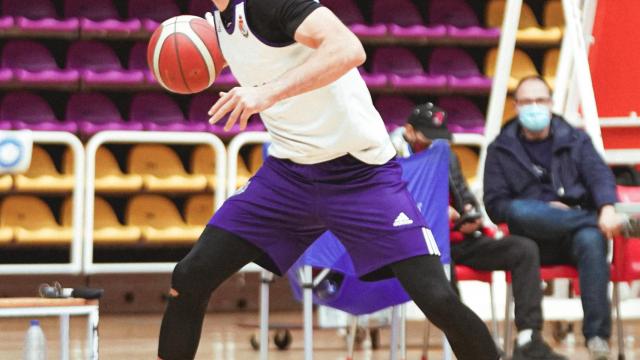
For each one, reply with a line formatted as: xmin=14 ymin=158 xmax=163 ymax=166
xmin=208 ymin=4 xmax=366 ymax=130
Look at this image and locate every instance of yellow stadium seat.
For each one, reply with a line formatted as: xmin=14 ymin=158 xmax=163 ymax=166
xmin=190 ymin=145 xmax=218 ymax=191
xmin=62 ymin=197 xmax=141 ymax=244
xmin=248 ymin=145 xmax=265 ymax=175
xmin=451 ymin=146 xmax=479 ymax=185
xmin=544 ymin=0 xmax=564 ymax=28
xmin=503 ymin=96 xmax=518 ymax=125
xmin=485 ymin=48 xmax=539 ymax=91
xmin=0 ymin=174 xmax=12 ymax=191
xmin=0 ymin=199 xmax=14 ymax=243
xmin=129 ymin=144 xmax=207 ymax=192
xmin=185 ymin=194 xmax=214 ymax=226
xmin=486 ymin=0 xmax=562 ymax=45
xmin=236 ymin=155 xmax=252 ymax=188
xmin=0 ymin=195 xmax=72 ymax=245
xmin=543 ymin=48 xmax=559 ymax=89
xmin=14 ymin=146 xmax=74 ymax=192
xmin=126 ymin=194 xmax=201 ymax=244
xmin=76 ymin=147 xmax=143 ymax=192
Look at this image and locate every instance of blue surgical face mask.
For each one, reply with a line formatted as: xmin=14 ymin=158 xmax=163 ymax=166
xmin=518 ymin=104 xmax=551 ymax=132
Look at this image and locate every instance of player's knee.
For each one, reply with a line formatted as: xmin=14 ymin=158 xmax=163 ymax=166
xmin=171 ymin=258 xmax=208 ymax=295
xmin=426 ymin=285 xmax=460 ymax=315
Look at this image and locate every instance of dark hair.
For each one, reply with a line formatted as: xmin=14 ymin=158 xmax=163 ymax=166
xmin=514 ymin=75 xmax=552 ymax=100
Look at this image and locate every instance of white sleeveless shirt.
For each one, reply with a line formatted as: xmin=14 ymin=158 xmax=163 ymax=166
xmin=212 ymin=1 xmax=395 ymax=165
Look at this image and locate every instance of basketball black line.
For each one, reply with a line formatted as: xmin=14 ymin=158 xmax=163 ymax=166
xmin=173 ymin=19 xmax=192 ymax=94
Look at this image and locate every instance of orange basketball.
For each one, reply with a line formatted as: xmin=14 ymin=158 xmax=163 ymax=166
xmin=147 ymin=15 xmax=226 ymax=94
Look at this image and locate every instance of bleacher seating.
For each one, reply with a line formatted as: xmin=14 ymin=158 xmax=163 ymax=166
xmin=1 ymin=195 xmax=72 ymax=244
xmin=67 ymin=40 xmax=145 ymax=88
xmin=127 ymin=0 xmax=180 ymax=34
xmin=190 ymin=145 xmax=218 ymax=191
xmin=451 ymin=145 xmax=479 ymax=184
xmin=372 ymin=47 xmax=446 ymax=90
xmin=184 ymin=194 xmax=214 ymax=226
xmin=128 ymin=144 xmax=208 ymax=192
xmin=13 ymin=145 xmax=74 ymax=192
xmin=543 ymin=48 xmax=559 ymax=89
xmin=2 ymin=40 xmax=80 ymax=88
xmin=62 ymin=196 xmax=141 ymax=244
xmin=372 ymin=0 xmax=446 ymax=39
xmin=3 ymin=0 xmax=79 ymax=36
xmin=428 ymin=0 xmax=500 ymax=40
xmin=486 ymin=0 xmax=562 ymax=44
xmin=439 ymin=96 xmax=485 ymax=134
xmin=89 ymin=147 xmax=144 ymax=192
xmin=67 ymin=92 xmax=143 ymax=136
xmin=429 ymin=47 xmax=492 ymax=92
xmin=374 ymin=95 xmax=415 ymax=131
xmin=1 ymin=91 xmax=77 ymax=132
xmin=485 ymin=48 xmax=539 ymax=91
xmin=126 ymin=194 xmax=201 ymax=243
xmin=64 ymin=0 xmax=142 ymax=38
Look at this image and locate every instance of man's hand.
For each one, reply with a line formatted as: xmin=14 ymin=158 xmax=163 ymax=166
xmin=598 ymin=204 xmax=622 ymax=239
xmin=459 ymin=218 xmax=482 ymax=235
xmin=208 ymin=87 xmax=277 ymax=131
xmin=449 ymin=206 xmax=460 ymax=222
xmin=549 ymin=201 xmax=570 ymax=210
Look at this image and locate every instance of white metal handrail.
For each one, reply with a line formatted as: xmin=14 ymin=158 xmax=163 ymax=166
xmin=225 ymin=131 xmax=271 ymax=199
xmin=83 ymin=131 xmax=226 ymax=274
xmin=0 ymin=131 xmax=84 ymax=275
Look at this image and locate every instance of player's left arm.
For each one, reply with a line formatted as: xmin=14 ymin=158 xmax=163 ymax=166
xmin=208 ymin=6 xmax=365 ymax=130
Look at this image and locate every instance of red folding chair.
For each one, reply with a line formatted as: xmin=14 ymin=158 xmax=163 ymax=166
xmin=611 ymin=185 xmax=640 ymax=360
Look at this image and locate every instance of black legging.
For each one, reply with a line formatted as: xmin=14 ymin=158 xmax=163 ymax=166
xmin=158 ymin=226 xmax=499 ymax=360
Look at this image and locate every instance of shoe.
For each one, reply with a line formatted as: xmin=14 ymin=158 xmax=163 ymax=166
xmin=622 ymin=215 xmax=640 ymax=238
xmin=587 ymin=337 xmax=611 ymax=360
xmin=512 ymin=332 xmax=567 ymax=360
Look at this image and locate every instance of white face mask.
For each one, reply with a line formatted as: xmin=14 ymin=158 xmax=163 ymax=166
xmin=518 ymin=104 xmax=551 ymax=132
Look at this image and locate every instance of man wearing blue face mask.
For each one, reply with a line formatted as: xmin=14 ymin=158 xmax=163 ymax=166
xmin=484 ymin=75 xmax=640 ymax=360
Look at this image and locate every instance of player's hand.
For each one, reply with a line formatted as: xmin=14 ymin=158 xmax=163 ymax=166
xmin=598 ymin=204 xmax=622 ymax=239
xmin=208 ymin=86 xmax=275 ymax=131
xmin=459 ymin=218 xmax=482 ymax=235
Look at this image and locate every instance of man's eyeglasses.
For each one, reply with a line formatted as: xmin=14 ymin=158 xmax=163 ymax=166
xmin=515 ymin=97 xmax=552 ymax=106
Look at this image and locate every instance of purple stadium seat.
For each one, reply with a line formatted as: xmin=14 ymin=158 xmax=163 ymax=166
xmin=429 ymin=47 xmax=492 ymax=91
xmin=66 ymin=92 xmax=143 ymax=136
xmin=438 ymin=96 xmax=485 ymax=134
xmin=3 ymin=0 xmax=79 ymax=35
xmin=358 ymin=67 xmax=387 ymax=89
xmin=321 ymin=0 xmax=386 ymax=38
xmin=189 ymin=92 xmax=264 ymax=136
xmin=129 ymin=42 xmax=158 ymax=85
xmin=1 ymin=92 xmax=78 ymax=132
xmin=130 ymin=92 xmax=197 ymax=132
xmin=372 ymin=0 xmax=445 ymax=39
xmin=128 ymin=0 xmax=180 ymax=33
xmin=372 ymin=47 xmax=446 ymax=90
xmin=1 ymin=40 xmax=79 ymax=87
xmin=216 ymin=67 xmax=239 ymax=87
xmin=0 ymin=68 xmax=14 ymax=85
xmin=65 ymin=0 xmax=142 ymax=37
xmin=188 ymin=0 xmax=214 ymax=16
xmin=67 ymin=41 xmax=144 ymax=87
xmin=374 ymin=95 xmax=415 ymax=131
xmin=0 ymin=16 xmax=15 ymax=31
xmin=429 ymin=0 xmax=500 ymax=40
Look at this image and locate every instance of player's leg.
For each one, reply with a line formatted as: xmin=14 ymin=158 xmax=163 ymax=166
xmin=390 ymin=254 xmax=500 ymax=360
xmin=158 ymin=226 xmax=264 ymax=360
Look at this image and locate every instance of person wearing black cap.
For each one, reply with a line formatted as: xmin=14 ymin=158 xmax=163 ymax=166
xmin=390 ymin=102 xmax=567 ymax=360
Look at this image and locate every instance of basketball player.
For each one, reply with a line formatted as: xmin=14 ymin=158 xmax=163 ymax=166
xmin=157 ymin=1 xmax=500 ymax=359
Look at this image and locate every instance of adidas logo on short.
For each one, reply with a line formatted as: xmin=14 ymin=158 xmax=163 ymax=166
xmin=393 ymin=212 xmax=414 ymax=227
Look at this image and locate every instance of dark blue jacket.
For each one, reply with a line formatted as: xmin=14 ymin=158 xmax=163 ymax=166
xmin=483 ymin=115 xmax=618 ymax=224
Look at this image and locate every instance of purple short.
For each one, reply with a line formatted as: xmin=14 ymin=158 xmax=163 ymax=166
xmin=209 ymin=155 xmax=436 ymax=279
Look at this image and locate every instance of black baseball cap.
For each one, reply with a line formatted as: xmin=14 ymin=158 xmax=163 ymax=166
xmin=407 ymin=102 xmax=451 ymax=140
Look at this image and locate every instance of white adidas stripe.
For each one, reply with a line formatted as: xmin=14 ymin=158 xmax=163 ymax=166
xmin=422 ymin=228 xmax=440 ymax=256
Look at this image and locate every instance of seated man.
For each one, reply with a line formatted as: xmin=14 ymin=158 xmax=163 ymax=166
xmin=390 ymin=103 xmax=566 ymax=360
xmin=483 ymin=75 xmax=640 ymax=360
